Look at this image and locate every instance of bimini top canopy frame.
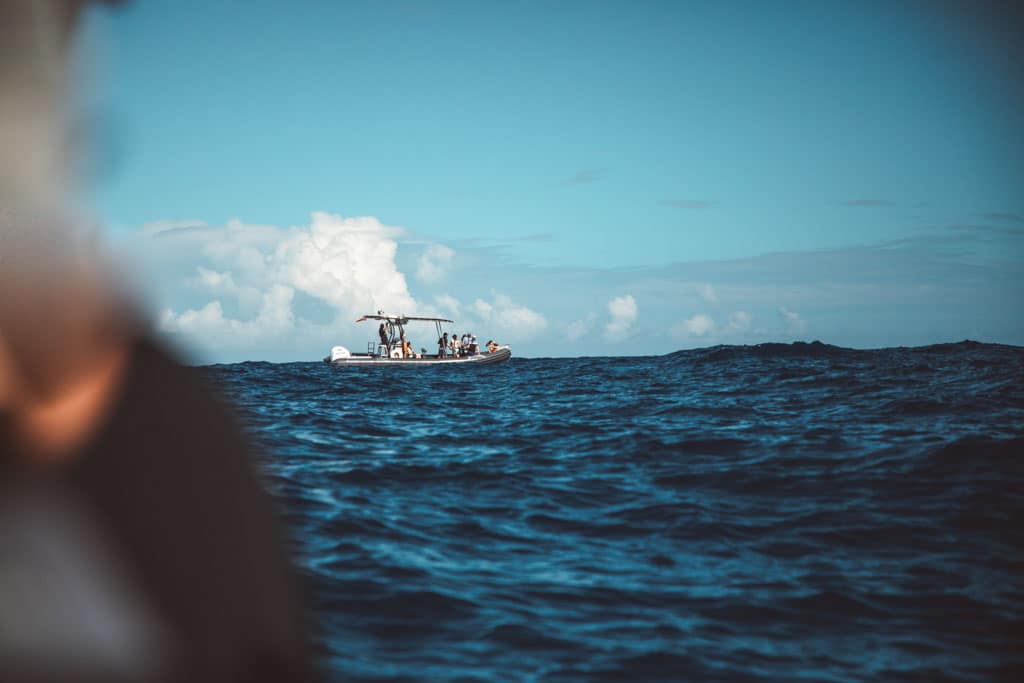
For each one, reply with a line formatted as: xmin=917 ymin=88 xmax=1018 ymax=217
xmin=355 ymin=313 xmax=453 ymax=326
xmin=356 ymin=312 xmax=455 ymax=350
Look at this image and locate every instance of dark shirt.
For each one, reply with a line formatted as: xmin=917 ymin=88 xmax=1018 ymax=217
xmin=0 ymin=339 xmax=314 ymax=682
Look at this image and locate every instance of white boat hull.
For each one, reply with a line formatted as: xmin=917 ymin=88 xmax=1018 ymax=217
xmin=324 ymin=346 xmax=511 ymax=366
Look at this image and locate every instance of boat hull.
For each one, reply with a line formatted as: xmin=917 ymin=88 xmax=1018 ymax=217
xmin=325 ymin=346 xmax=512 ymax=366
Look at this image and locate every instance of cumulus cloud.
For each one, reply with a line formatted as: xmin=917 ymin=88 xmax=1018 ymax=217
xmin=416 ymin=243 xmax=456 ymax=283
xmin=275 ymin=212 xmax=415 ymax=315
xmin=118 ymin=205 xmax=1024 ymax=361
xmin=434 ymin=294 xmax=461 ymax=318
xmin=193 ymin=266 xmax=234 ymax=290
xmin=604 ymin=294 xmax=637 ymax=340
xmin=138 ymin=211 xmax=422 ymax=357
xmin=725 ymin=310 xmax=753 ymax=333
xmin=161 ymin=284 xmax=295 ymax=341
xmin=188 ymin=266 xmax=263 ymax=313
xmin=779 ymin=307 xmax=807 ymax=334
xmin=671 ymin=313 xmax=715 ymax=338
xmin=670 ymin=310 xmax=751 ymax=341
xmin=399 ymin=292 xmax=547 ymax=344
xmin=566 ymin=313 xmax=597 ymax=341
xmin=468 ymin=292 xmax=548 ymax=341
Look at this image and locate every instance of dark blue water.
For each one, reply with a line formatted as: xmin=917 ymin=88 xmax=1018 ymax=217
xmin=205 ymin=341 xmax=1024 ymax=682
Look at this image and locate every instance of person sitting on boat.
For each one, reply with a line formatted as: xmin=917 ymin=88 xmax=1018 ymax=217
xmin=403 ymin=339 xmax=414 ymax=359
xmin=469 ymin=335 xmax=478 ymax=354
xmin=487 ymin=339 xmax=499 ymax=353
xmin=378 ymin=323 xmax=390 ymax=357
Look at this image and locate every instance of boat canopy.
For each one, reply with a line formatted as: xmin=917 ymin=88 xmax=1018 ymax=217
xmin=355 ymin=313 xmax=453 ymax=325
xmin=356 ymin=312 xmax=459 ymax=351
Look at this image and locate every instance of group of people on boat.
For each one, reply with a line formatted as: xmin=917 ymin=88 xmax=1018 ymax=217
xmin=437 ymin=332 xmax=480 ymax=358
xmin=437 ymin=333 xmax=503 ymax=357
xmin=377 ymin=322 xmax=500 ymax=360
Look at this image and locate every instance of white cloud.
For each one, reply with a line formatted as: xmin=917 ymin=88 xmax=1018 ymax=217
xmin=604 ymin=294 xmax=637 ymax=340
xmin=468 ymin=292 xmax=548 ymax=341
xmin=566 ymin=313 xmax=597 ymax=341
xmin=434 ymin=294 xmax=461 ymax=318
xmin=188 ymin=266 xmax=264 ymax=314
xmin=139 ymin=211 xmax=420 ymax=357
xmin=194 ymin=266 xmax=234 ymax=290
xmin=698 ymin=283 xmax=718 ymax=303
xmin=780 ymin=307 xmax=807 ymax=334
xmin=275 ymin=212 xmax=416 ymax=316
xmin=416 ymin=243 xmax=456 ymax=284
xmin=670 ymin=310 xmax=751 ymax=341
xmin=672 ymin=313 xmax=716 ymax=338
xmin=472 ymin=298 xmax=493 ymax=319
xmin=725 ymin=310 xmax=752 ymax=333
xmin=161 ymin=284 xmax=295 ymax=341
xmin=113 ymin=211 xmax=1024 ymax=360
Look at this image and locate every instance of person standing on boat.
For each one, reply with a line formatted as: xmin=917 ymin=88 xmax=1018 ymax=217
xmin=452 ymin=334 xmax=461 ymax=357
xmin=378 ymin=323 xmax=390 ymax=357
xmin=439 ymin=332 xmax=448 ymax=358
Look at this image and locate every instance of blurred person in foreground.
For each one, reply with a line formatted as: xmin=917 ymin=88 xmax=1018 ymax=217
xmin=0 ymin=1 xmax=315 ymax=680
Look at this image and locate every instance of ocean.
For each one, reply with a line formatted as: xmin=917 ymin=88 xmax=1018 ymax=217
xmin=204 ymin=341 xmax=1024 ymax=682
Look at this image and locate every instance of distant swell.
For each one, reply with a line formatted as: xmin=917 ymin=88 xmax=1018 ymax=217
xmin=205 ymin=340 xmax=1024 ymax=683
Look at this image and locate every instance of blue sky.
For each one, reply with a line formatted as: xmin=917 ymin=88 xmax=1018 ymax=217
xmin=79 ymin=1 xmax=1023 ymax=361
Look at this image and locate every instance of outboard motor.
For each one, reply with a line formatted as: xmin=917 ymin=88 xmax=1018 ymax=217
xmin=329 ymin=345 xmax=351 ymax=362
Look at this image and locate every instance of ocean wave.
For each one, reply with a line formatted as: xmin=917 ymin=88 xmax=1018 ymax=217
xmin=204 ymin=340 xmax=1024 ymax=682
